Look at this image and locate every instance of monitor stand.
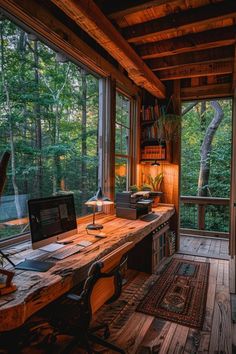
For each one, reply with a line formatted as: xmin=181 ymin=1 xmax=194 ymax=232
xmin=0 ymin=249 xmax=53 ymax=272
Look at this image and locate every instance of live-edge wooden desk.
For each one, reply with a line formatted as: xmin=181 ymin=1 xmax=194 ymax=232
xmin=0 ymin=204 xmax=175 ymax=332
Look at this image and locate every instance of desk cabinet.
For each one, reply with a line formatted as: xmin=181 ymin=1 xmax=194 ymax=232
xmin=128 ymin=222 xmax=170 ymax=274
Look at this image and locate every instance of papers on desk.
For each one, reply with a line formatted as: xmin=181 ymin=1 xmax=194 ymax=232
xmin=137 ymin=199 xmax=153 ymax=204
xmin=77 ymin=240 xmax=93 ymax=247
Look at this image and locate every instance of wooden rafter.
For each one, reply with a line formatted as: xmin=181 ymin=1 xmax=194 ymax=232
xmin=158 ymin=60 xmax=233 ymax=81
xmin=181 ymin=83 xmax=232 ymax=100
xmin=106 ymin=0 xmax=178 ymax=20
xmin=138 ymin=26 xmax=236 ymax=59
xmin=147 ymin=47 xmax=234 ymax=71
xmin=50 ymin=0 xmax=166 ymax=98
xmin=123 ymin=1 xmax=236 ymax=43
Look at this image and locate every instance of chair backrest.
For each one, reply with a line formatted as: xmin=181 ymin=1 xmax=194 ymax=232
xmin=83 ymin=242 xmax=133 ymax=315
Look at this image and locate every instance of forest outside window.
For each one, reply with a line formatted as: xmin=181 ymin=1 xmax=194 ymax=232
xmin=0 ymin=18 xmax=100 ymax=242
xmin=115 ymin=91 xmax=131 ymax=194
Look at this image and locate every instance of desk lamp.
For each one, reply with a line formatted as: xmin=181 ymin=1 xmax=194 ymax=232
xmin=85 ymin=187 xmax=113 ymax=230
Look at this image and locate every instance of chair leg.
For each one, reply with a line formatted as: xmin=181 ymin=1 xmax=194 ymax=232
xmin=60 ymin=335 xmax=93 ymax=354
xmin=90 ymin=323 xmax=110 ymax=338
xmin=90 ymin=323 xmax=108 ymax=333
xmin=88 ymin=333 xmax=125 ymax=354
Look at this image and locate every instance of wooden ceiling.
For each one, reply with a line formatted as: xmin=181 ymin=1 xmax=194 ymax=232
xmin=51 ymin=0 xmax=236 ymax=99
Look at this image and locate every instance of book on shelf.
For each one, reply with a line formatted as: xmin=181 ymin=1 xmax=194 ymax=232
xmin=141 ymin=145 xmax=166 ymax=160
xmin=141 ymin=123 xmax=158 ymax=140
xmin=141 ymin=103 xmax=160 ymax=121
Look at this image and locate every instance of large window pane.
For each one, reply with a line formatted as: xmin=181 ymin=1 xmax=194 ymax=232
xmin=115 ymin=157 xmax=128 ymax=194
xmin=0 ymin=18 xmax=99 ymax=241
xmin=116 ymin=92 xmax=130 ymax=127
xmin=115 ymin=92 xmax=131 ymax=196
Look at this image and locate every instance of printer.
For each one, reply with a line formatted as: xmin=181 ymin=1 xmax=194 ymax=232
xmin=116 ymin=191 xmax=153 ymax=220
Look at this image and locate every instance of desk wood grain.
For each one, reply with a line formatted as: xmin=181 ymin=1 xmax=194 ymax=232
xmin=0 ymin=205 xmax=174 ymax=332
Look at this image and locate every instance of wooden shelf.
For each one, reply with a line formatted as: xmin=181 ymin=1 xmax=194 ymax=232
xmin=141 ymin=119 xmax=157 ymax=126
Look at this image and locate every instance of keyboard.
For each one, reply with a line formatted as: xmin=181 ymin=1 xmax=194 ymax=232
xmin=25 ymin=249 xmax=47 ymax=260
xmin=52 ymin=245 xmax=84 ymax=260
xmin=39 ymin=243 xmax=64 ymax=252
xmin=140 ymin=213 xmax=159 ymax=222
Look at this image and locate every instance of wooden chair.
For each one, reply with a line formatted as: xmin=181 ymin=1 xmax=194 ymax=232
xmin=61 ymin=241 xmax=133 ymax=354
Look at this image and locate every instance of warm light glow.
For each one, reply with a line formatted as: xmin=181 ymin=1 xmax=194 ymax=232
xmin=115 ymin=164 xmax=126 ymax=176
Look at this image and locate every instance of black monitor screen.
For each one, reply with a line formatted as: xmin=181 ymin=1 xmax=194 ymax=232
xmin=28 ymin=194 xmax=77 ymax=245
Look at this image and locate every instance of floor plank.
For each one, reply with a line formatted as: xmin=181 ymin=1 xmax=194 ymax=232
xmin=88 ymin=239 xmax=232 ymax=353
xmin=179 ymin=235 xmax=229 ymax=260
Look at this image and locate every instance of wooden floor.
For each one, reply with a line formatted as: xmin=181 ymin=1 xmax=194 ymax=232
xmin=90 ymin=253 xmax=232 ymax=354
xmin=179 ymin=235 xmax=229 ymax=260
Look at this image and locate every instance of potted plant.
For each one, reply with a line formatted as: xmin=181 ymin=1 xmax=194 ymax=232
xmin=157 ymin=113 xmax=181 ymax=162
xmin=142 ymin=172 xmax=164 ymax=206
xmin=129 ymin=185 xmax=139 ymax=193
xmin=158 ymin=113 xmax=181 ymax=142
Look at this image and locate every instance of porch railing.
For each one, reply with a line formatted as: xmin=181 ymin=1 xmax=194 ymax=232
xmin=180 ymin=196 xmax=230 ymax=238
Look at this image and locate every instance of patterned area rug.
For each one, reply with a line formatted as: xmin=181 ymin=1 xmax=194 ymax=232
xmin=137 ymin=258 xmax=210 ymax=329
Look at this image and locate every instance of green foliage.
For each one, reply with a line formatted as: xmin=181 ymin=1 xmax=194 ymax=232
xmin=180 ymin=99 xmax=232 ymax=232
xmin=142 ymin=172 xmax=164 ymax=191
xmin=158 ymin=113 xmax=181 ymax=141
xmin=129 ymin=185 xmax=139 ymax=193
xmin=0 ymin=18 xmax=99 ymax=240
xmin=115 ymin=175 xmax=127 ymax=194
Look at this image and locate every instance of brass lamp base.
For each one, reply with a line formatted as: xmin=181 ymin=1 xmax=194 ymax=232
xmin=86 ymin=223 xmax=103 ymax=230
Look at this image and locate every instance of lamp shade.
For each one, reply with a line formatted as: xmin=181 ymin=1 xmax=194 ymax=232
xmin=85 ymin=187 xmax=113 ymax=206
xmin=85 ymin=187 xmax=113 ymax=231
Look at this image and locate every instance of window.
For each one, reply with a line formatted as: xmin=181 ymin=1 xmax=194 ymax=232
xmin=0 ymin=18 xmax=100 ymax=241
xmin=115 ymin=91 xmax=131 ymax=195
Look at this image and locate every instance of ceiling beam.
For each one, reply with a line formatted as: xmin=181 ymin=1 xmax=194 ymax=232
xmin=0 ymin=0 xmax=137 ymax=94
xmin=138 ymin=26 xmax=236 ymax=59
xmin=147 ymin=47 xmax=234 ymax=71
xmin=158 ymin=60 xmax=233 ymax=81
xmin=123 ymin=1 xmax=236 ymax=43
xmin=50 ymin=0 xmax=166 ymax=98
xmin=107 ymin=0 xmax=177 ymax=20
xmin=181 ymin=83 xmax=233 ymax=100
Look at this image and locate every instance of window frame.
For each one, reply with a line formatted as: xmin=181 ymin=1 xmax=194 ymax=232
xmin=115 ymin=88 xmax=133 ymax=191
xmin=0 ymin=10 xmax=139 ymax=247
xmin=0 ymin=15 xmax=103 ymax=246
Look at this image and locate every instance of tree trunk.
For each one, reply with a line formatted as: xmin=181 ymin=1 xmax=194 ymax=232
xmin=19 ymin=30 xmax=28 ymax=195
xmin=53 ymin=103 xmax=61 ymax=194
xmin=0 ymin=22 xmax=22 ymax=218
xmin=81 ymin=69 xmax=87 ymax=214
xmin=200 ymin=101 xmax=206 ymax=135
xmin=198 ymin=101 xmax=224 ymax=196
xmin=33 ymin=40 xmax=43 ymax=197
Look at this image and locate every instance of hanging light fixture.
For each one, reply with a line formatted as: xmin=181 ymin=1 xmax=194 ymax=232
xmin=151 ymin=160 xmax=160 ymax=166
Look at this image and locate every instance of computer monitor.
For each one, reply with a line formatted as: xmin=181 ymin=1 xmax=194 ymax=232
xmin=28 ymin=194 xmax=77 ymax=249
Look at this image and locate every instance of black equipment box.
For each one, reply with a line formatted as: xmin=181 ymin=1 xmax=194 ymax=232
xmin=116 ymin=192 xmax=152 ymax=220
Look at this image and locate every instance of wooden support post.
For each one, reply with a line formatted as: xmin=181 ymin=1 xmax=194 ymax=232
xmin=229 ymin=44 xmax=236 ymax=294
xmin=171 ymin=80 xmax=181 ymax=252
xmin=102 ymin=77 xmax=116 ymax=211
xmin=198 ymin=204 xmax=205 ymax=230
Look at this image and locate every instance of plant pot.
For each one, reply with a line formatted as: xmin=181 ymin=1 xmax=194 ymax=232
xmin=149 ymin=191 xmax=163 ymax=207
xmin=0 ymin=272 xmax=7 ymax=289
xmin=152 ymin=196 xmax=161 ymax=207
